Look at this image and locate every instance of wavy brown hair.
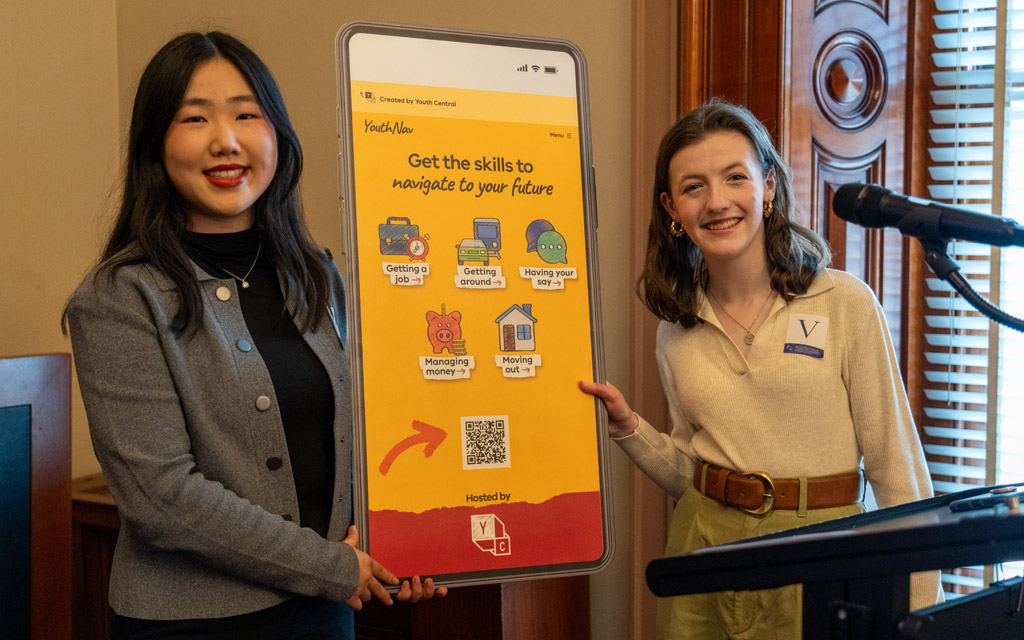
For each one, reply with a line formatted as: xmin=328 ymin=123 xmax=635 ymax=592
xmin=637 ymin=99 xmax=831 ymax=327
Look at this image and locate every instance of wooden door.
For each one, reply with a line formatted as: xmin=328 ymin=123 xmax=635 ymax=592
xmin=680 ymin=0 xmax=784 ymax=144
xmin=786 ymin=0 xmax=910 ymax=332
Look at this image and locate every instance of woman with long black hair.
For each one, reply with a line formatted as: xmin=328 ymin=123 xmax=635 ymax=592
xmin=65 ymin=31 xmax=443 ymax=639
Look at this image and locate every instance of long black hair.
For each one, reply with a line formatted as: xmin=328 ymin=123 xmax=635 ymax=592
xmin=72 ymin=31 xmax=330 ymax=337
xmin=637 ymin=99 xmax=831 ymax=327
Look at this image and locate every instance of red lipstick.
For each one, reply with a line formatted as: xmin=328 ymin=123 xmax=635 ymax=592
xmin=204 ymin=164 xmax=248 ymax=188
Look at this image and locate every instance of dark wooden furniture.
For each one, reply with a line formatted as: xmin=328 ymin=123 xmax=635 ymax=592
xmin=72 ymin=474 xmax=120 ymax=640
xmin=356 ymin=575 xmax=588 ymax=640
xmin=0 ymin=354 xmax=73 ymax=640
xmin=71 ymin=476 xmax=588 ymax=640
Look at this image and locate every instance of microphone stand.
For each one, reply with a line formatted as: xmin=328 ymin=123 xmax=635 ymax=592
xmin=917 ymin=236 xmax=1024 ymax=333
xmin=894 ymin=203 xmax=1024 ymax=331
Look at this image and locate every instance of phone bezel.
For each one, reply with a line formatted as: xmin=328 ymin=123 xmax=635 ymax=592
xmin=334 ymin=20 xmax=612 ymax=588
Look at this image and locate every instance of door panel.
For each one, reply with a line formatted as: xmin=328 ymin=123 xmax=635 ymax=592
xmin=683 ymin=0 xmax=783 ymax=146
xmin=787 ymin=0 xmax=908 ymax=354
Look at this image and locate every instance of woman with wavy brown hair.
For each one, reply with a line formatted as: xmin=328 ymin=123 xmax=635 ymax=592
xmin=581 ymin=100 xmax=936 ymax=638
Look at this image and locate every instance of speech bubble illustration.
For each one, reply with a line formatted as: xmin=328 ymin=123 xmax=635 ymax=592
xmin=536 ymin=230 xmax=567 ymax=264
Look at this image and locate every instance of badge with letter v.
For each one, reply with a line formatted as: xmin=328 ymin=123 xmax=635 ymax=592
xmin=783 ymin=314 xmax=829 ymax=358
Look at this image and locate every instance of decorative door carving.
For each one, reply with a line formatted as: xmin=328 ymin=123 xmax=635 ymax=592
xmin=787 ymin=0 xmax=909 ymax=319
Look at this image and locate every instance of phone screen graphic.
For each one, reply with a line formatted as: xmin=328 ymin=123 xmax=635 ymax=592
xmin=336 ymin=22 xmax=611 ymax=586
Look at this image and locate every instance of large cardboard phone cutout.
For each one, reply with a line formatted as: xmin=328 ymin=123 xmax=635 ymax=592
xmin=336 ymin=22 xmax=611 ymax=587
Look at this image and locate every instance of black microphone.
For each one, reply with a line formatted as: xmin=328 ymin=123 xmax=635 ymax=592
xmin=832 ymin=183 xmax=1024 ymax=247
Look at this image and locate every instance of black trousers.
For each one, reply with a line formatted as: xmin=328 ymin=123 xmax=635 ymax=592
xmin=109 ymin=596 xmax=355 ymax=640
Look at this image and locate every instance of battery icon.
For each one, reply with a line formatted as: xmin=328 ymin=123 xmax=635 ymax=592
xmin=544 ymin=66 xmax=557 ymax=75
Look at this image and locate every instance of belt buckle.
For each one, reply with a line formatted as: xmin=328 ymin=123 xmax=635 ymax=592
xmin=739 ymin=470 xmax=775 ymax=516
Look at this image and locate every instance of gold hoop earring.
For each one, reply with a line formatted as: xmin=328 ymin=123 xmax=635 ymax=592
xmin=670 ymin=220 xmax=686 ymax=237
xmin=763 ymin=201 xmax=773 ymax=219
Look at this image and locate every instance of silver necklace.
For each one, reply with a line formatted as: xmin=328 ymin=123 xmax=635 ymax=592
xmin=220 ymin=241 xmax=262 ymax=289
xmin=707 ymin=287 xmax=774 ymax=345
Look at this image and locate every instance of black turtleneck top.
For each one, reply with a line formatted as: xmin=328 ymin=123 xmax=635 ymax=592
xmin=183 ymin=228 xmax=335 ymax=538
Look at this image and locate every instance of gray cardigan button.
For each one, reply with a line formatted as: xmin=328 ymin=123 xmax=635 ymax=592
xmin=236 ymin=339 xmax=252 ymax=352
xmin=266 ymin=456 xmax=283 ymax=470
xmin=255 ymin=395 xmax=272 ymax=411
xmin=216 ymin=286 xmax=231 ymax=301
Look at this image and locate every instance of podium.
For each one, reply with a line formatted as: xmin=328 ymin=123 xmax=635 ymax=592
xmin=646 ymin=486 xmax=1024 ymax=639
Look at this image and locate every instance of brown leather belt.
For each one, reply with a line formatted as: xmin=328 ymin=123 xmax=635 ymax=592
xmin=693 ymin=460 xmax=864 ymax=516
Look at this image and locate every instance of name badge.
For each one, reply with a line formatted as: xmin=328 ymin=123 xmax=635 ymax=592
xmin=784 ymin=314 xmax=828 ymax=358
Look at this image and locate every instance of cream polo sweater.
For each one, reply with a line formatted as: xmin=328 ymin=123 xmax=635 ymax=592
xmin=617 ymin=269 xmax=933 ymax=509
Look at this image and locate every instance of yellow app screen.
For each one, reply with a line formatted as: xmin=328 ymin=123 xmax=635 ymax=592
xmin=338 ymin=24 xmax=609 ymax=584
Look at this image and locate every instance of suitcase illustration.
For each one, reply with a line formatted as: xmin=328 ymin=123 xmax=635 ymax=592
xmin=378 ymin=217 xmax=420 ymax=255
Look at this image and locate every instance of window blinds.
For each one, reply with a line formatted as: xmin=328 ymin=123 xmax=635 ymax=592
xmin=926 ymin=0 xmax=1024 ymax=595
xmin=924 ymin=0 xmax=998 ymax=499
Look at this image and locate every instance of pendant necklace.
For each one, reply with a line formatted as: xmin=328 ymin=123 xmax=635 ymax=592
xmin=707 ymin=287 xmax=775 ymax=345
xmin=220 ymin=241 xmax=262 ymax=289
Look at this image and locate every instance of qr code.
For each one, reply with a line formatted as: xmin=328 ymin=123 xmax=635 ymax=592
xmin=461 ymin=415 xmax=511 ymax=470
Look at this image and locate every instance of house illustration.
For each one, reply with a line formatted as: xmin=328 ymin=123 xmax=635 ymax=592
xmin=495 ymin=304 xmax=537 ymax=352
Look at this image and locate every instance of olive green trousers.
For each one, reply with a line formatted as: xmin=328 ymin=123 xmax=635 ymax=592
xmin=656 ymin=487 xmax=866 ymax=640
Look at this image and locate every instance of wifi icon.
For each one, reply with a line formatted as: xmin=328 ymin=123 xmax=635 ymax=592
xmin=531 ymin=65 xmax=541 ymax=72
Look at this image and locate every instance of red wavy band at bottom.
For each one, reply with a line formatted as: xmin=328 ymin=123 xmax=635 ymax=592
xmin=367 ymin=490 xmax=605 ymax=578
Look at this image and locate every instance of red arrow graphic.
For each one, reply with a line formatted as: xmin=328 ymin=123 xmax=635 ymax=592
xmin=523 ymin=367 xmax=531 ymax=373
xmin=379 ymin=420 xmax=447 ymax=476
xmin=555 ymin=280 xmax=562 ymax=286
xmin=413 ymin=277 xmax=422 ymax=283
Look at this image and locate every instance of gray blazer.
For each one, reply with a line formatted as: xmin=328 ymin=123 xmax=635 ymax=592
xmin=68 ymin=248 xmax=359 ymax=619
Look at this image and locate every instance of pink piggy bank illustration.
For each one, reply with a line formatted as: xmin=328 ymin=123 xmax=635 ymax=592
xmin=426 ymin=305 xmax=462 ymax=354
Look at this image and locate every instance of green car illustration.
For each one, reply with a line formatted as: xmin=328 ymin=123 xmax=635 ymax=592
xmin=457 ymin=238 xmax=489 ymax=266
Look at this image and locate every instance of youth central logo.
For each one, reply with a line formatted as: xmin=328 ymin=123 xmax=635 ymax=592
xmin=471 ymin=514 xmax=511 ymax=556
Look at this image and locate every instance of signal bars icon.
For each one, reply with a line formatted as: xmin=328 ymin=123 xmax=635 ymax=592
xmin=516 ymin=64 xmax=547 ymax=73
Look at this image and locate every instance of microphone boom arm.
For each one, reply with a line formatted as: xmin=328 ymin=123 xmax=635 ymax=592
xmin=918 ymin=237 xmax=1024 ymax=333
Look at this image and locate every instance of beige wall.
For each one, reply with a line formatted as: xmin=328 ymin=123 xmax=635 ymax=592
xmin=2 ymin=1 xmax=633 ymax=637
xmin=0 ymin=0 xmax=120 ymax=478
